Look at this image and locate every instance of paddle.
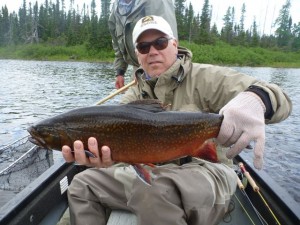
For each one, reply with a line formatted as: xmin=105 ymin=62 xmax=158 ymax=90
xmin=95 ymin=80 xmax=136 ymax=105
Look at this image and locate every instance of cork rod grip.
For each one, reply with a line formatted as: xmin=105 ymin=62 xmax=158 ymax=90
xmin=238 ymin=162 xmax=259 ymax=192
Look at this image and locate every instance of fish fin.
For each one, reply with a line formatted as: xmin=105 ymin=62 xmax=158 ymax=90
xmin=132 ymin=164 xmax=152 ymax=186
xmin=245 ymin=144 xmax=253 ymax=149
xmin=195 ymin=141 xmax=219 ymax=163
xmin=84 ymin=150 xmax=96 ymax=158
xmin=127 ymin=99 xmax=169 ymax=113
xmin=145 ymin=163 xmax=156 ymax=168
xmin=70 ymin=150 xmax=96 ymax=158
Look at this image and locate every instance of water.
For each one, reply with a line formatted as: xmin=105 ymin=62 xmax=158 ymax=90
xmin=0 ymin=59 xmax=126 ymax=144
xmin=0 ymin=60 xmax=299 ymax=204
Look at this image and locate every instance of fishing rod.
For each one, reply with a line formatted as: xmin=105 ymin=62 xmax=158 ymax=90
xmin=95 ymin=80 xmax=136 ymax=105
xmin=238 ymin=162 xmax=282 ymax=225
xmin=236 ymin=175 xmax=267 ymax=225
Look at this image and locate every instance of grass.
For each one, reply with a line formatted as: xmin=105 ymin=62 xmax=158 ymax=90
xmin=0 ymin=44 xmax=115 ymax=62
xmin=180 ymin=40 xmax=300 ymax=68
xmin=0 ymin=41 xmax=300 ymax=68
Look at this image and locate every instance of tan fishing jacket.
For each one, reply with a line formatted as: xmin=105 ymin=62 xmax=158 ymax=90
xmin=121 ymin=47 xmax=292 ymax=166
xmin=108 ymin=0 xmax=178 ymax=75
xmin=121 ymin=47 xmax=292 ymax=165
xmin=121 ymin=47 xmax=292 ymax=124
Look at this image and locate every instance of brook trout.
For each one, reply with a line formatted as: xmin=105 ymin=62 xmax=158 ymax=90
xmin=27 ymin=100 xmax=223 ymax=164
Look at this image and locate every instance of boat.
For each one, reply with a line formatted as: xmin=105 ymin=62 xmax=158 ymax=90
xmin=0 ymin=137 xmax=299 ymax=225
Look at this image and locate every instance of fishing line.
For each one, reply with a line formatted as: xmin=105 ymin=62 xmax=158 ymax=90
xmin=240 ymin=188 xmax=268 ymax=225
xmin=239 ymin=162 xmax=281 ymax=225
xmin=257 ymin=191 xmax=281 ymax=225
xmin=233 ymin=193 xmax=256 ymax=225
xmin=236 ymin=175 xmax=267 ymax=225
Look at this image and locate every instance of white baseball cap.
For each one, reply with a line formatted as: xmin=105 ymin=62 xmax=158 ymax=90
xmin=132 ymin=15 xmax=175 ymax=45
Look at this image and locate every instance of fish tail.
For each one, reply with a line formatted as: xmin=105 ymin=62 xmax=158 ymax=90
xmin=196 ymin=141 xmax=219 ymax=163
xmin=132 ymin=164 xmax=152 ymax=185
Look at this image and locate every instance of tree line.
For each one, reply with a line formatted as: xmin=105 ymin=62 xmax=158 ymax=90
xmin=0 ymin=0 xmax=299 ymax=53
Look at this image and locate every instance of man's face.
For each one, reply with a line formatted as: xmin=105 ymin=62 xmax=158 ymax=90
xmin=136 ymin=29 xmax=178 ymax=77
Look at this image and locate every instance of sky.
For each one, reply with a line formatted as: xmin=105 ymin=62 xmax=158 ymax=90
xmin=1 ymin=0 xmax=300 ymax=35
xmin=189 ymin=0 xmax=300 ymax=35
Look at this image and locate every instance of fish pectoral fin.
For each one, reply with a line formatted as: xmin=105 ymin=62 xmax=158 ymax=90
xmin=71 ymin=150 xmax=96 ymax=158
xmin=196 ymin=141 xmax=219 ymax=163
xmin=145 ymin=163 xmax=156 ymax=168
xmin=131 ymin=164 xmax=152 ymax=186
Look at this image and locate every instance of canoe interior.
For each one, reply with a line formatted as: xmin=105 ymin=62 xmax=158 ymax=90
xmin=0 ymin=161 xmax=86 ymax=225
xmin=235 ymin=152 xmax=300 ymax=225
xmin=0 ymin=152 xmax=299 ymax=225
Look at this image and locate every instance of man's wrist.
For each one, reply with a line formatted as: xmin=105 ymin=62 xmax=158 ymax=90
xmin=245 ymin=85 xmax=274 ymax=119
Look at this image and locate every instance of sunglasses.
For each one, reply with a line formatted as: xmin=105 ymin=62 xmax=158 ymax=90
xmin=136 ymin=37 xmax=172 ymax=54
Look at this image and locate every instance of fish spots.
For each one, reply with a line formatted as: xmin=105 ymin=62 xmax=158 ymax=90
xmin=27 ymin=102 xmax=222 ymax=164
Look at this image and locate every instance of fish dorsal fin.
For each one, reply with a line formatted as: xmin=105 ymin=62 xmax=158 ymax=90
xmin=127 ymin=99 xmax=168 ymax=113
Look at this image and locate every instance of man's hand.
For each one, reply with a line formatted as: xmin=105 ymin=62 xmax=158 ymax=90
xmin=62 ymin=137 xmax=114 ymax=168
xmin=115 ymin=75 xmax=125 ymax=89
xmin=217 ymin=92 xmax=266 ymax=169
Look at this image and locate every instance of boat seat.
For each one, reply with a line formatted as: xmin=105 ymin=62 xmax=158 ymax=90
xmin=107 ymin=210 xmax=137 ymax=225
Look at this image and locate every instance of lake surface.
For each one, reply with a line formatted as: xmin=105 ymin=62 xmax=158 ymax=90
xmin=0 ymin=59 xmax=299 ymax=204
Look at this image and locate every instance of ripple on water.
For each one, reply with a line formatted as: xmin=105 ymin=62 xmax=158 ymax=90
xmin=0 ymin=61 xmax=299 ymax=204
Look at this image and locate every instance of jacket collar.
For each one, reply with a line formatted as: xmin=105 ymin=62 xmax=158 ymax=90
xmin=134 ymin=47 xmax=192 ymax=105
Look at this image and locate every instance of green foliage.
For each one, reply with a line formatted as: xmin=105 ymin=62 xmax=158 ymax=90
xmin=275 ymin=0 xmax=292 ymax=47
xmin=180 ymin=40 xmax=300 ymax=67
xmin=174 ymin=0 xmax=187 ymax=40
xmin=0 ymin=43 xmax=114 ymax=61
xmin=0 ymin=41 xmax=299 ymax=68
xmin=0 ymin=0 xmax=300 ymax=64
xmin=196 ymin=0 xmax=213 ymax=45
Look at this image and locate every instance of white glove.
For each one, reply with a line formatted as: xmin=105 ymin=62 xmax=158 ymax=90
xmin=217 ymin=92 xmax=266 ymax=169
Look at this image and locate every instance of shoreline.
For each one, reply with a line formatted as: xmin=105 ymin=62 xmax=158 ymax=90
xmin=1 ymin=57 xmax=299 ymax=69
xmin=1 ymin=41 xmax=300 ymax=68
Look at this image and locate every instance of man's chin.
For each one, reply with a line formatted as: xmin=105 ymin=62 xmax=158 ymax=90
xmin=148 ymin=68 xmax=163 ymax=77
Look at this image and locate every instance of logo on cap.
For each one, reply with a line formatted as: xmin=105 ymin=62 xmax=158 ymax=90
xmin=141 ymin=16 xmax=157 ymax=27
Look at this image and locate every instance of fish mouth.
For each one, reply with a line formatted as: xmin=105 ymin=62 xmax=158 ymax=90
xmin=27 ymin=126 xmax=48 ymax=149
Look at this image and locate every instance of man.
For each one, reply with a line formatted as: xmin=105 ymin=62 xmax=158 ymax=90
xmin=62 ymin=16 xmax=292 ymax=225
xmin=108 ymin=0 xmax=178 ymax=89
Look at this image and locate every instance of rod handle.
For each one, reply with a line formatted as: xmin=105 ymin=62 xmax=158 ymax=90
xmin=239 ymin=162 xmax=259 ymax=192
xmin=236 ymin=175 xmax=245 ymax=190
